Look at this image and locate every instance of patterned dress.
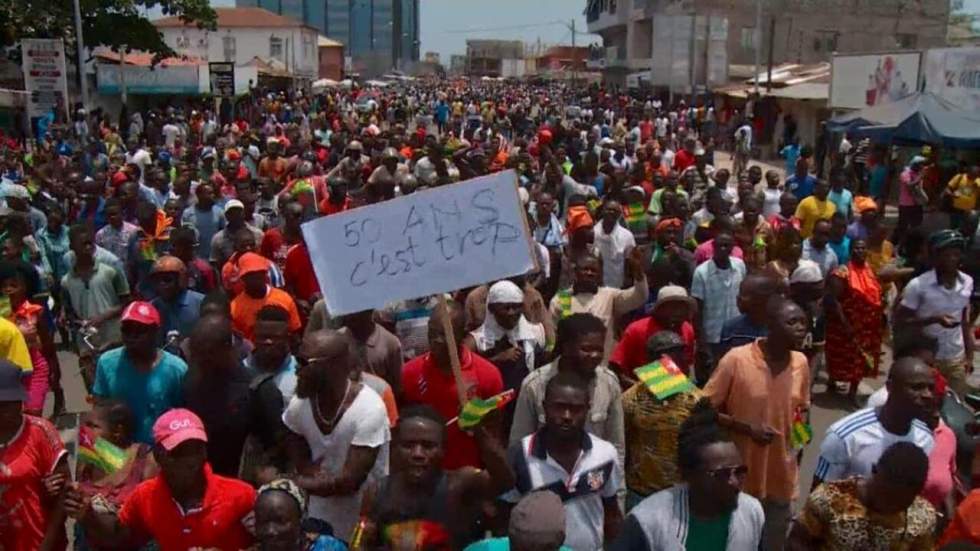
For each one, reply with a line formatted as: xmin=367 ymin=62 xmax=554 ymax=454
xmin=797 ymin=478 xmax=936 ymax=550
xmin=826 ymin=262 xmax=883 ymax=383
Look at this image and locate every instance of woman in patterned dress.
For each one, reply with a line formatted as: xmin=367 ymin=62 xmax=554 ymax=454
xmin=825 ymin=239 xmax=883 ymax=405
xmin=787 ymin=442 xmax=936 ymax=550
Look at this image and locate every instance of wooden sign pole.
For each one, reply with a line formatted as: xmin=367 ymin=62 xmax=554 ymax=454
xmin=436 ymin=294 xmax=468 ymax=408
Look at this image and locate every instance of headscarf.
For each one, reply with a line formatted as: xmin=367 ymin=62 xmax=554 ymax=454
xmin=471 ymin=280 xmax=543 ymax=369
xmin=655 ymin=217 xmax=683 ymax=233
xmin=565 ymin=205 xmax=594 ymax=235
xmin=258 ymin=478 xmax=306 ymax=514
xmin=854 ymin=196 xmax=878 ymax=214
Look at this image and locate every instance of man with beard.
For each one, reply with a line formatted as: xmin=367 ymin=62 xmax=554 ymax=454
xmin=357 ymin=406 xmax=514 ymax=549
xmin=703 ymin=298 xmax=811 ymax=551
xmin=502 ymin=371 xmax=623 ymax=550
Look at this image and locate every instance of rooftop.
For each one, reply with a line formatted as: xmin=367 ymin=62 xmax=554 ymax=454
xmin=154 ymin=7 xmax=316 ymax=31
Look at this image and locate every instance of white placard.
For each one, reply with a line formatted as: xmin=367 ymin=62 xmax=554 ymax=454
xmin=302 ymin=170 xmax=536 ymax=317
xmin=922 ymin=47 xmax=980 ymax=112
xmin=22 ymin=38 xmax=70 ymax=120
xmin=830 ymin=51 xmax=921 ymax=110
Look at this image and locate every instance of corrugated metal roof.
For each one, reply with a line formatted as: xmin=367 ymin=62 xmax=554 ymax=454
xmin=318 ymin=36 xmax=343 ymax=48
xmin=768 ymin=82 xmax=829 ymax=100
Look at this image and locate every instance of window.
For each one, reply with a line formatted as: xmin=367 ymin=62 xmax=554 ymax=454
xmin=813 ymin=31 xmax=837 ymax=52
xmin=303 ymin=32 xmax=314 ymax=60
xmin=740 ymin=26 xmax=756 ymax=50
xmin=895 ymin=33 xmax=917 ymax=49
xmin=269 ymin=36 xmax=284 ymax=60
xmin=222 ymin=36 xmax=236 ymax=62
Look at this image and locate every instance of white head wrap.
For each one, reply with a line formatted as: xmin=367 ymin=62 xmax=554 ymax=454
xmin=471 ymin=280 xmax=544 ymax=368
xmin=790 ymin=259 xmax=824 ymax=284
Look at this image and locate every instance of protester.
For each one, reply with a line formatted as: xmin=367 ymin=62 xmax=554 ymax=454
xmin=282 ymin=330 xmax=391 ymax=542
xmin=0 ymin=358 xmax=71 ymax=551
xmin=67 ymin=408 xmax=257 ymax=550
xmin=691 ymin=229 xmax=746 ymax=367
xmin=502 ymin=371 xmax=623 ymax=550
xmin=465 ymin=490 xmax=573 ymax=551
xmin=813 ymin=357 xmax=935 ymax=485
xmin=359 ymin=405 xmax=514 ymax=549
xmin=897 ymin=229 xmax=975 ymax=396
xmin=611 ymin=399 xmax=764 ymax=550
xmin=510 ymin=313 xmax=625 ymax=464
xmin=824 ymin=238 xmax=884 ymax=402
xmin=230 ymin=252 xmax=301 ymax=341
xmin=92 ymin=301 xmax=187 ymax=444
xmin=252 ymin=478 xmax=347 ymax=551
xmin=550 ymin=251 xmax=648 ymax=357
xmin=789 ymin=442 xmax=936 ymax=550
xmin=147 ymin=255 xmax=204 ymax=346
xmin=703 ymin=298 xmax=810 ymax=551
xmin=610 ymin=285 xmax=697 ymax=380
xmin=402 ymin=300 xmax=503 ymax=469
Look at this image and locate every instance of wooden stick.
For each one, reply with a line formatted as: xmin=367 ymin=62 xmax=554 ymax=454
xmin=437 ymin=294 xmax=468 ymax=408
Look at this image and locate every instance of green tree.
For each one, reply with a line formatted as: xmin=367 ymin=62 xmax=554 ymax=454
xmin=0 ymin=0 xmax=216 ymax=60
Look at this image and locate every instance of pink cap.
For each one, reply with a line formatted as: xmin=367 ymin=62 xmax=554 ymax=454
xmin=121 ymin=301 xmax=161 ymax=327
xmin=152 ymin=408 xmax=208 ymax=450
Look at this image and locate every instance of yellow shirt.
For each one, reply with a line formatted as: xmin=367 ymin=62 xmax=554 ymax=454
xmin=0 ymin=316 xmax=32 ymax=374
xmin=947 ymin=173 xmax=980 ymax=211
xmin=795 ymin=197 xmax=837 ymax=239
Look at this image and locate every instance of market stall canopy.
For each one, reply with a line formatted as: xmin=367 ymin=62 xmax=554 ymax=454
xmin=828 ymin=92 xmax=980 ymax=147
xmin=312 ymin=78 xmax=339 ymax=91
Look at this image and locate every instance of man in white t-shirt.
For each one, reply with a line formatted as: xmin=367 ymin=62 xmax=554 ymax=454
xmin=593 ymin=199 xmax=636 ymax=289
xmin=896 ymin=230 xmax=975 ymax=395
xmin=124 ymin=137 xmax=152 ymax=183
xmin=813 ymin=357 xmax=935 ymax=487
xmin=283 ymin=330 xmax=391 ymax=540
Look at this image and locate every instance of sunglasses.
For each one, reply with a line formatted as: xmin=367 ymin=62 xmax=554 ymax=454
xmin=704 ymin=465 xmax=748 ymax=482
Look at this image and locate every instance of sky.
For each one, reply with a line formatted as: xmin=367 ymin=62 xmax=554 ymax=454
xmin=419 ymin=0 xmax=599 ymax=61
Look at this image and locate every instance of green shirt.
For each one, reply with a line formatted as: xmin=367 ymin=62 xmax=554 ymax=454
xmin=685 ymin=512 xmax=731 ymax=551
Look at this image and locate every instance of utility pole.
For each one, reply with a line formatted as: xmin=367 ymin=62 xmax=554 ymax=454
xmin=72 ymin=0 xmax=88 ymax=108
xmin=119 ymin=47 xmax=127 ymax=107
xmin=571 ymin=18 xmax=577 ymax=82
xmin=753 ymin=0 xmax=762 ymax=95
xmin=766 ymin=15 xmax=775 ymax=92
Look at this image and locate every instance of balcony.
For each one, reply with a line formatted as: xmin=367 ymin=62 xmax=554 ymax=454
xmin=586 ymin=45 xmax=629 ymax=70
xmin=586 ymin=0 xmax=628 ymax=33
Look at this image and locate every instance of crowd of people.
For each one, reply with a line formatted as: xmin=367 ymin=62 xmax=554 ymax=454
xmin=0 ymin=78 xmax=978 ymax=551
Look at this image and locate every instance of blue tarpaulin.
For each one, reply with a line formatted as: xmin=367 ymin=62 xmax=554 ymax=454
xmin=828 ymin=92 xmax=980 ymax=148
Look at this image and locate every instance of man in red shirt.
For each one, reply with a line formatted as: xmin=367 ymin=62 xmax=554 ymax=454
xmin=672 ymin=137 xmax=698 ymax=173
xmin=609 ymin=285 xmax=697 ymax=385
xmin=401 ymin=300 xmax=503 ymax=469
xmin=67 ymin=408 xmax=256 ymax=551
xmin=260 ymin=201 xmax=304 ymax=271
xmin=0 ymin=359 xmax=71 ymax=551
xmin=284 ymin=239 xmax=321 ymax=311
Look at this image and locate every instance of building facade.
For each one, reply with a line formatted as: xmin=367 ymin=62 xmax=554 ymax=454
xmin=238 ymin=0 xmax=419 ymax=76
xmin=155 ymin=7 xmax=320 ymax=79
xmin=466 ymin=40 xmax=525 ymax=77
xmin=586 ymin=0 xmax=950 ymax=87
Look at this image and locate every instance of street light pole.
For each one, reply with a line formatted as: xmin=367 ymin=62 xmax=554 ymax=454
xmin=72 ymin=0 xmax=89 ymax=108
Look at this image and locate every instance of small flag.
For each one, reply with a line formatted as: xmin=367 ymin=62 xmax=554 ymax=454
xmin=634 ymin=356 xmax=694 ymax=400
xmin=790 ymin=409 xmax=812 ymax=450
xmin=623 ymin=202 xmax=646 ymax=234
xmin=78 ymin=426 xmax=128 ymax=474
xmin=753 ymin=234 xmax=767 ymax=250
xmin=456 ymin=389 xmax=516 ymax=429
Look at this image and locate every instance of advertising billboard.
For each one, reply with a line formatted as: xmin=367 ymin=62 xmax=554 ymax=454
xmin=830 ymin=51 xmax=921 ymax=110
xmin=922 ymin=47 xmax=980 ymax=111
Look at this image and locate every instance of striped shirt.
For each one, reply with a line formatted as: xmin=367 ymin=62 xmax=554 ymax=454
xmin=814 ymin=408 xmax=934 ymax=483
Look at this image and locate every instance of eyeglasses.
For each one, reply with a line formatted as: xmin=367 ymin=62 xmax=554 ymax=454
xmin=704 ymin=465 xmax=748 ymax=482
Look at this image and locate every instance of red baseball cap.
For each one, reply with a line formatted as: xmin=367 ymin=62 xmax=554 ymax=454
xmin=153 ymin=408 xmax=208 ymax=450
xmin=121 ymin=301 xmax=161 ymax=327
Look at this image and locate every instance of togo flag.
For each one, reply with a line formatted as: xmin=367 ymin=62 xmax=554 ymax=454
xmin=790 ymin=409 xmax=813 ymax=451
xmin=457 ymin=389 xmax=516 ymax=429
xmin=78 ymin=426 xmax=128 ymax=474
xmin=634 ymin=356 xmax=694 ymax=400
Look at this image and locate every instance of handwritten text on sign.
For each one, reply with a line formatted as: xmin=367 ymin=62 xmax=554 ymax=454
xmin=302 ymin=170 xmax=536 ymax=316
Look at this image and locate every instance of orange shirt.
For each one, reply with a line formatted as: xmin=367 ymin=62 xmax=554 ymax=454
xmin=703 ymin=340 xmax=811 ymax=501
xmin=230 ymin=286 xmax=301 ymax=342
